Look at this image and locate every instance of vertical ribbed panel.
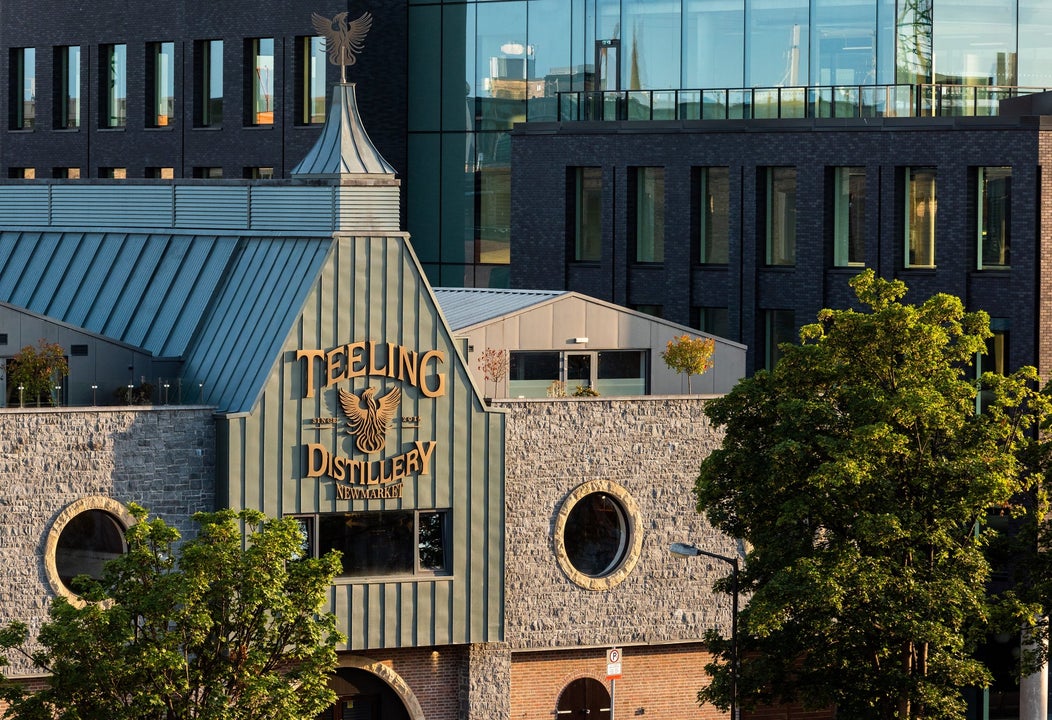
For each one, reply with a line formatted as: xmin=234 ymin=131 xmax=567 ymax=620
xmin=219 ymin=233 xmax=504 ymax=650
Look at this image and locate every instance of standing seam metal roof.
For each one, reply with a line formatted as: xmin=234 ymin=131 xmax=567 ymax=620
xmin=0 ymin=230 xmax=333 ymax=414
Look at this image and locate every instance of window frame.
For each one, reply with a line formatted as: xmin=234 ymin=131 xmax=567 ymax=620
xmin=245 ymin=37 xmax=275 ymax=126
xmin=832 ymin=166 xmax=866 ymax=267
xmin=633 ymin=166 xmax=665 ymax=263
xmin=904 ymin=166 xmax=936 ymax=268
xmin=977 ymin=166 xmax=1010 ymax=270
xmin=765 ymin=167 xmax=796 ymax=266
xmin=294 ymin=509 xmax=452 ymax=581
xmin=697 ymin=166 xmax=730 ymax=265
xmin=9 ymin=47 xmax=36 ymax=130
xmin=146 ymin=41 xmax=175 ymax=128
xmin=54 ymin=46 xmax=81 ymax=129
xmin=194 ymin=39 xmax=223 ymax=127
xmin=100 ymin=43 xmax=128 ymax=128
xmin=297 ymin=35 xmax=327 ymax=125
xmin=571 ymin=167 xmax=603 ymax=262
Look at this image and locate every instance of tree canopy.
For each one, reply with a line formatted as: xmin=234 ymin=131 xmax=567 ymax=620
xmin=695 ymin=270 xmax=1049 ymax=719
xmin=0 ymin=506 xmax=343 ymax=720
xmin=661 ymin=334 xmax=716 ymax=393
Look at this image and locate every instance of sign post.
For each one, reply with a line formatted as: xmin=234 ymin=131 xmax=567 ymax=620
xmin=607 ymin=647 xmax=622 ymax=720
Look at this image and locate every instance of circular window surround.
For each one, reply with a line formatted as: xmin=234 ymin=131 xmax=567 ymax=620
xmin=43 ymin=496 xmax=135 ymax=607
xmin=553 ymin=479 xmax=643 ymax=591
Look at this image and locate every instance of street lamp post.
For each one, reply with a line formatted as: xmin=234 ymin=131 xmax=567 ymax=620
xmin=670 ymin=542 xmax=739 ymax=720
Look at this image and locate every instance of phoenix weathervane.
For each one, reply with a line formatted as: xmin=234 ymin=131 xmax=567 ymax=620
xmin=312 ymin=10 xmax=374 ymax=83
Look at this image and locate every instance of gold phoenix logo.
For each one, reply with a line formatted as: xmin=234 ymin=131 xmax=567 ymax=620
xmin=338 ymin=386 xmax=400 ymax=454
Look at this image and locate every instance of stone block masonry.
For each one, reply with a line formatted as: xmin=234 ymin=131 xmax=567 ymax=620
xmin=0 ymin=406 xmax=215 ymax=676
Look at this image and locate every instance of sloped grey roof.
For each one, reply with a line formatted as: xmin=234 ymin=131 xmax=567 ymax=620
xmin=291 ymin=83 xmax=396 ymax=177
xmin=0 ymin=230 xmax=333 ymax=413
xmin=432 ymin=288 xmax=564 ymax=330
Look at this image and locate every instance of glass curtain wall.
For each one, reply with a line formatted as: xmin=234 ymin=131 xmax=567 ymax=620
xmin=406 ymin=0 xmax=1035 ymax=289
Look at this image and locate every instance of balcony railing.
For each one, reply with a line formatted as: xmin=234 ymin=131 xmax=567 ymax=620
xmin=555 ymin=84 xmax=1052 ymax=122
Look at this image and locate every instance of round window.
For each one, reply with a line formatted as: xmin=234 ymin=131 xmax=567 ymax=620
xmin=564 ymin=493 xmax=628 ymax=577
xmin=553 ymin=480 xmax=643 ymax=590
xmin=44 ymin=497 xmax=134 ymax=605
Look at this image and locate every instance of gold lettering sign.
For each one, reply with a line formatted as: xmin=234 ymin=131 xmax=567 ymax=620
xmin=297 ymin=340 xmax=444 ymax=498
xmin=296 ymin=340 xmax=447 ymax=399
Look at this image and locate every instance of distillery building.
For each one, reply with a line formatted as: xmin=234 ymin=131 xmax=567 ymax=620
xmin=0 ymin=81 xmax=751 ymax=720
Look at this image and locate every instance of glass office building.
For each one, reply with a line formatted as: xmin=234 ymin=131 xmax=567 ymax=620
xmin=407 ymin=0 xmax=1052 ymax=288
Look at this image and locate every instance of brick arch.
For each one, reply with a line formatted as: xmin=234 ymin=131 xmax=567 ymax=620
xmin=335 ymin=654 xmax=426 ymax=720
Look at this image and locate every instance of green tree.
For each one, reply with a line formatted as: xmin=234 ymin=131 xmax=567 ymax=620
xmin=0 ymin=506 xmax=343 ymax=720
xmin=7 ymin=339 xmax=68 ymax=407
xmin=661 ymin=334 xmax=716 ymax=394
xmin=694 ymin=270 xmax=1048 ymax=719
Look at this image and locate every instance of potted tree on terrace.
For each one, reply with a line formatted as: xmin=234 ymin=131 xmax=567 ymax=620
xmin=8 ymin=339 xmax=69 ymax=407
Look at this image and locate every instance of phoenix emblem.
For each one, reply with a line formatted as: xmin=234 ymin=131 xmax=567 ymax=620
xmin=338 ymin=386 xmax=401 ymax=454
xmin=312 ymin=10 xmax=374 ymax=83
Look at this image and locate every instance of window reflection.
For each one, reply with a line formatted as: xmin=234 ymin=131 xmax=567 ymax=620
xmin=684 ymin=0 xmax=745 ymax=89
xmin=1018 ymin=1 xmax=1052 ymax=87
xmin=747 ymin=0 xmax=809 ymax=86
xmin=933 ymin=0 xmax=1016 ymax=86
xmin=813 ymin=0 xmax=876 ymax=86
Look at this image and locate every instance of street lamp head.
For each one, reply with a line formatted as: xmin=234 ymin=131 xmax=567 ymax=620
xmin=669 ymin=542 xmax=701 ymax=558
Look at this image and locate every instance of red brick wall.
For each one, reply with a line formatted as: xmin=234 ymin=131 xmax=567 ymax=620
xmin=511 ymin=643 xmax=726 ymax=719
xmin=510 ymin=644 xmax=835 ymax=720
xmin=359 ymin=646 xmax=466 ymax=720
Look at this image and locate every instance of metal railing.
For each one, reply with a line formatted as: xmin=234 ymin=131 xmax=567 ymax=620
xmin=556 ymin=84 xmax=1051 ymax=122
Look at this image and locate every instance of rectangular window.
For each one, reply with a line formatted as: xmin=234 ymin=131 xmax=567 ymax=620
xmin=55 ymin=46 xmax=80 ymax=129
xmin=634 ymin=167 xmax=665 ymax=263
xmin=193 ymin=166 xmax=223 ymax=179
xmin=572 ymin=167 xmax=602 ymax=262
xmin=244 ymin=167 xmax=275 ymax=180
xmin=764 ymin=309 xmax=795 ymax=370
xmin=509 ymin=351 xmax=561 ymax=398
xmin=311 ymin=510 xmax=450 ymax=578
xmin=694 ymin=307 xmax=730 ymax=339
xmin=194 ymin=40 xmax=223 ymax=127
xmin=596 ymin=351 xmax=647 ymax=396
xmin=52 ymin=167 xmax=80 ymax=179
xmin=697 ymin=167 xmax=729 ymax=264
xmin=146 ymin=42 xmax=175 ymax=127
xmin=978 ymin=167 xmax=1010 ymax=269
xmin=766 ymin=167 xmax=796 ymax=266
xmin=976 ymin=320 xmax=1009 ymax=413
xmin=833 ymin=167 xmax=865 ymax=266
xmin=9 ymin=48 xmax=35 ymax=130
xmin=246 ymin=38 xmax=275 ymax=125
xmin=905 ymin=167 xmax=936 ymax=268
xmin=297 ymin=36 xmax=327 ymax=124
xmin=99 ymin=167 xmax=127 ymax=179
xmin=145 ymin=167 xmax=174 ymax=179
xmin=101 ymin=44 xmax=127 ymax=128
xmin=8 ymin=168 xmax=35 ymax=179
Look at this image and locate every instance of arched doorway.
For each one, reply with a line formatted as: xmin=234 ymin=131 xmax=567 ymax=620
xmin=319 ymin=667 xmax=412 ymax=720
xmin=557 ymin=677 xmax=611 ymax=718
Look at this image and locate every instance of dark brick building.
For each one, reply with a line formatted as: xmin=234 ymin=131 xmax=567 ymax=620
xmin=0 ymin=0 xmax=406 ymax=182
xmin=511 ymin=111 xmax=1052 ymax=376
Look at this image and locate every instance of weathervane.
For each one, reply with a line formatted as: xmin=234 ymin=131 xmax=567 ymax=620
xmin=311 ymin=10 xmax=373 ymax=83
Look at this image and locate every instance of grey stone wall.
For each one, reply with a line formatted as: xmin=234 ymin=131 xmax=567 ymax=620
xmin=0 ymin=406 xmax=216 ymax=676
xmin=500 ymin=396 xmax=737 ymax=651
xmin=460 ymin=642 xmax=511 ymax=720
